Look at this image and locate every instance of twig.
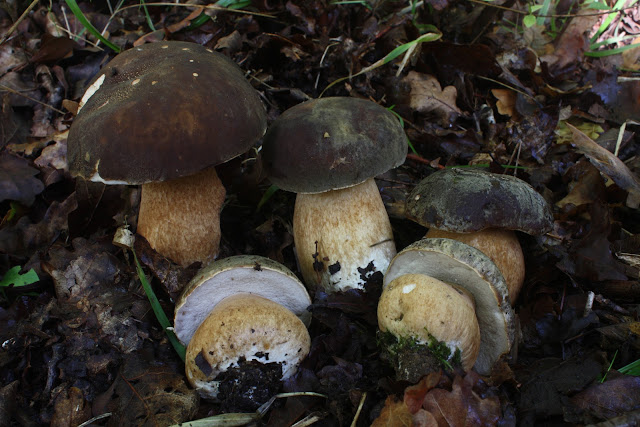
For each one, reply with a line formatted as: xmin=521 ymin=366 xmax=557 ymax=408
xmin=0 ymin=0 xmax=40 ymax=46
xmin=0 ymin=84 xmax=66 ymax=115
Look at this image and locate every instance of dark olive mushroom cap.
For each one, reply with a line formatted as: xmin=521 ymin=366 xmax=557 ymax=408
xmin=406 ymin=168 xmax=553 ymax=235
xmin=261 ymin=97 xmax=407 ymax=194
xmin=67 ymin=41 xmax=267 ymax=184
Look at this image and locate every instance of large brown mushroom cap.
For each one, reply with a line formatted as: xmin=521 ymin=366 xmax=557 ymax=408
xmin=378 ymin=273 xmax=481 ymax=373
xmin=67 ymin=41 xmax=267 ymax=184
xmin=185 ymin=293 xmax=311 ymax=399
xmin=174 ymin=255 xmax=312 ymax=346
xmin=261 ymin=97 xmax=407 ymax=194
xmin=405 ymin=168 xmax=553 ymax=235
xmin=384 ymin=238 xmax=516 ymax=375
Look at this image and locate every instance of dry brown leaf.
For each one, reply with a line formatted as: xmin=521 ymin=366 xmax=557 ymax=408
xmin=403 ymin=71 xmax=461 ymax=123
xmin=50 ymin=386 xmax=91 ymax=427
xmin=566 ymin=122 xmax=640 ymax=208
xmin=0 ymin=152 xmax=44 ymax=205
xmin=372 ymin=395 xmax=414 ymax=427
xmin=491 ymin=88 xmax=517 ymax=118
xmin=540 ymin=11 xmax=598 ymax=70
xmin=622 ymin=37 xmax=640 ymax=71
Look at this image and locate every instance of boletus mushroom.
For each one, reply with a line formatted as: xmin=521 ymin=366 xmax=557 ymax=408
xmin=383 ymin=238 xmax=516 ymax=376
xmin=176 ymin=255 xmax=312 ymax=404
xmin=67 ymin=41 xmax=267 ymax=266
xmin=261 ymin=97 xmax=407 ymax=292
xmin=174 ymin=255 xmax=312 ymax=346
xmin=405 ymin=168 xmax=553 ymax=303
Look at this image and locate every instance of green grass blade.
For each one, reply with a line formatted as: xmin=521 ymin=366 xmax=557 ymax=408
xmin=619 ymin=358 xmax=640 ymax=376
xmin=321 ymin=31 xmax=441 ymax=96
xmin=257 ymin=184 xmax=280 ymax=211
xmin=140 ymin=0 xmax=156 ymax=31
xmin=585 ymin=43 xmax=640 ymax=57
xmin=132 ymin=251 xmax=186 ymax=361
xmin=64 ymin=0 xmax=121 ymax=52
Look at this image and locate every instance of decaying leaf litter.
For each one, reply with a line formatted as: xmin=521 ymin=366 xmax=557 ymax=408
xmin=1 ymin=0 xmax=640 ymax=425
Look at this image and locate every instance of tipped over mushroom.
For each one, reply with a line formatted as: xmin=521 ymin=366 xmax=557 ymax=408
xmin=405 ymin=168 xmax=553 ymax=303
xmin=262 ymin=97 xmax=407 ymax=292
xmin=175 ymin=255 xmax=312 ymax=405
xmin=186 ymin=294 xmax=310 ymax=403
xmin=67 ymin=41 xmax=267 ymax=266
xmin=383 ymin=238 xmax=516 ymax=376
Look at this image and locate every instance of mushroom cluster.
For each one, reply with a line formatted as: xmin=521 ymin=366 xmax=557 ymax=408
xmin=261 ymin=97 xmax=407 ymax=293
xmin=378 ymin=168 xmax=553 ymax=378
xmin=67 ymin=41 xmax=267 ymax=267
xmin=174 ymin=255 xmax=312 ymax=405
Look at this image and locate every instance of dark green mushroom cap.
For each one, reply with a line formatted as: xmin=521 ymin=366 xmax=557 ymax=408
xmin=67 ymin=41 xmax=267 ymax=185
xmin=406 ymin=168 xmax=553 ymax=235
xmin=261 ymin=97 xmax=408 ymax=194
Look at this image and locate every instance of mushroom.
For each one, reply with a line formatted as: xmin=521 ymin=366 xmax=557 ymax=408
xmin=405 ymin=168 xmax=553 ymax=303
xmin=174 ymin=255 xmax=312 ymax=346
xmin=185 ymin=293 xmax=311 ymax=401
xmin=383 ymin=238 xmax=516 ymax=376
xmin=378 ymin=273 xmax=480 ymax=382
xmin=67 ymin=41 xmax=267 ymax=266
xmin=176 ymin=255 xmax=312 ymax=402
xmin=261 ymin=97 xmax=407 ymax=292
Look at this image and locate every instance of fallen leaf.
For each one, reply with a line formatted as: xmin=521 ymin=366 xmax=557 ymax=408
xmin=34 ymin=133 xmax=68 ymax=171
xmin=403 ymin=71 xmax=461 ymax=123
xmin=30 ymin=34 xmax=75 ymax=63
xmin=566 ymin=122 xmax=640 ymax=208
xmin=404 ymin=371 xmax=441 ymax=413
xmin=492 ymin=88 xmax=517 ymax=118
xmin=540 ymin=10 xmax=598 ymax=71
xmin=94 ymin=356 xmax=199 ymax=426
xmin=50 ymin=386 xmax=91 ymax=427
xmin=422 ymin=373 xmax=501 ymax=426
xmin=571 ymin=375 xmax=640 ymax=422
xmin=0 ymin=152 xmax=44 ymax=205
xmin=371 ymin=395 xmax=414 ymax=427
xmin=622 ymin=37 xmax=640 ymax=71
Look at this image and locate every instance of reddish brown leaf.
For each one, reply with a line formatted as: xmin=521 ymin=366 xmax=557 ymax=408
xmin=422 ymin=373 xmax=501 ymax=427
xmin=404 ymin=371 xmax=442 ymax=413
xmin=371 ymin=395 xmax=414 ymax=427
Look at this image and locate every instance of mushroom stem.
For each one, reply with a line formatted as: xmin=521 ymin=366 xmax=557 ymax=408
xmin=425 ymin=228 xmax=525 ymax=303
xmin=293 ymin=177 xmax=396 ymax=292
xmin=138 ymin=167 xmax=226 ymax=266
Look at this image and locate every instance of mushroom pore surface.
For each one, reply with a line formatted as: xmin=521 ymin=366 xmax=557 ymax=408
xmin=175 ymin=255 xmax=312 ymax=346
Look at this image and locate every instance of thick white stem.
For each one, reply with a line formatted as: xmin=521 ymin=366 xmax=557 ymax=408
xmin=293 ymin=178 xmax=396 ymax=292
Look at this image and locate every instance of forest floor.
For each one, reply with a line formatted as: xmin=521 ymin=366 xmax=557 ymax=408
xmin=1 ymin=0 xmax=640 ymax=425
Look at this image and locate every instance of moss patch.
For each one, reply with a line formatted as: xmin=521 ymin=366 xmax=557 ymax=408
xmin=378 ymin=330 xmax=463 ymax=382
